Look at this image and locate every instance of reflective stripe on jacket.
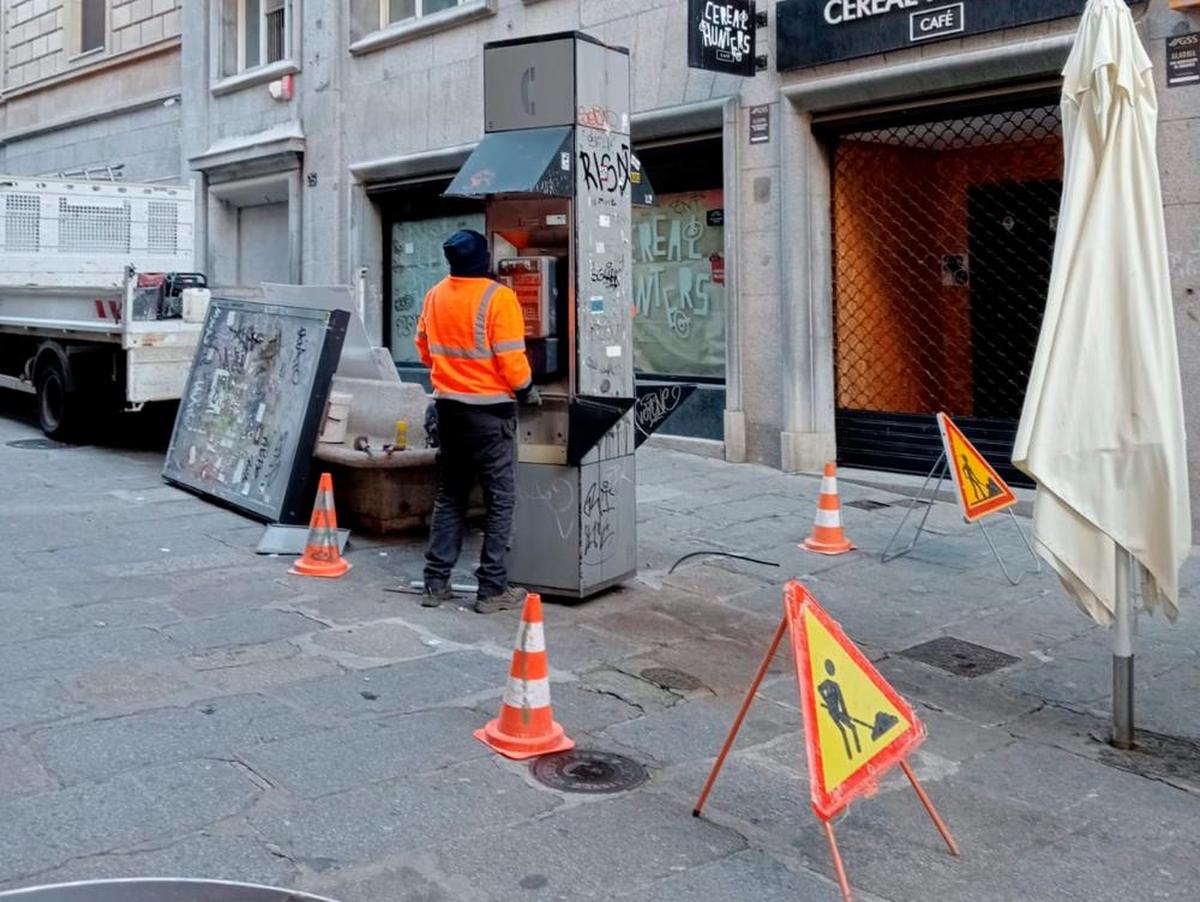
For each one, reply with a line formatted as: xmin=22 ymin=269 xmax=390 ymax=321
xmin=415 ymin=276 xmax=533 ymax=405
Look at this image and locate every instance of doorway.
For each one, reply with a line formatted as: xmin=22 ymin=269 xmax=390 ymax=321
xmin=828 ymin=99 xmax=1063 ymax=483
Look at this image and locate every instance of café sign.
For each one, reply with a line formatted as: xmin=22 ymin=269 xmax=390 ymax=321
xmin=777 ymin=0 xmax=1140 ymax=71
xmin=688 ymin=0 xmax=758 ymax=78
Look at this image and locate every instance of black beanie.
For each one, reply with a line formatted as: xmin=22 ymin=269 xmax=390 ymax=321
xmin=443 ymin=230 xmax=491 ymax=277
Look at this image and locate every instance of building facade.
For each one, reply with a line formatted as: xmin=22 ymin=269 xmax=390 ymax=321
xmin=0 ymin=0 xmax=182 ymax=181
xmin=8 ymin=1 xmax=1197 ymax=530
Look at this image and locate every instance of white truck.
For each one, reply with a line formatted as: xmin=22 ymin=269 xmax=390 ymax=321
xmin=0 ymin=175 xmax=208 ymax=438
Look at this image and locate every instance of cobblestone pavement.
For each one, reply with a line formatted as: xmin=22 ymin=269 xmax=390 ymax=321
xmin=2 ymin=405 xmax=1198 ymax=901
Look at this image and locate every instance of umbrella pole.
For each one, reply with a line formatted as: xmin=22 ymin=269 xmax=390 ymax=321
xmin=1111 ymin=547 xmax=1135 ymax=749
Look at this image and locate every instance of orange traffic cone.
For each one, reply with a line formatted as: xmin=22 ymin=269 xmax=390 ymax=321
xmin=475 ymin=593 xmax=575 ymax=760
xmin=801 ymin=462 xmax=856 ymax=556
xmin=289 ymin=473 xmax=351 ymax=578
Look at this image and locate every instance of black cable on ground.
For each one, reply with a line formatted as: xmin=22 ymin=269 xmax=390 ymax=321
xmin=667 ymin=551 xmax=781 ymax=575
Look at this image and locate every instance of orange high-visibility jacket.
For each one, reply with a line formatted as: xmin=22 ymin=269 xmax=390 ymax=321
xmin=415 ymin=276 xmax=532 ymax=404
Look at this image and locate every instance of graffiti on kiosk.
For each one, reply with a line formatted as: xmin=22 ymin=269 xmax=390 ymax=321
xmin=632 ymin=191 xmax=726 ymax=377
xmin=578 ymin=105 xmax=622 ymax=132
xmin=579 ymin=135 xmax=631 ymax=197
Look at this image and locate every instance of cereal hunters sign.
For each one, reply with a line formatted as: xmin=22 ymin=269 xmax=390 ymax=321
xmin=776 ymin=0 xmax=1141 ymax=71
xmin=688 ymin=0 xmax=757 ymax=77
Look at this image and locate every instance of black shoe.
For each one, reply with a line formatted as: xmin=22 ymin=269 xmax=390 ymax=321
xmin=474 ymin=585 xmax=527 ymax=614
xmin=422 ymin=584 xmax=454 ymax=608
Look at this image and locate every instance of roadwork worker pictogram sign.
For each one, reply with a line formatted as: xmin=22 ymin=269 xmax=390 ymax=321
xmin=937 ymin=412 xmax=1017 ymax=523
xmin=786 ymin=583 xmax=924 ymax=821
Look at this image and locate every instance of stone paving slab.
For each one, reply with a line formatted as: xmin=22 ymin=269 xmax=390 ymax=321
xmin=0 ymin=677 xmax=89 ymax=733
xmin=600 ymin=692 xmax=798 ymax=770
xmin=65 ymin=659 xmax=201 ymax=711
xmin=275 ymin=650 xmax=502 ymax=722
xmin=240 ymin=707 xmax=491 ymax=799
xmin=783 ymin=775 xmax=1089 ymax=902
xmin=163 ymin=610 xmax=319 ymax=654
xmin=0 ymin=733 xmax=59 ymax=800
xmin=3 ymin=420 xmax=1200 ymax=902
xmin=249 ymin=757 xmax=560 ymax=873
xmin=27 ymin=693 xmax=321 ymax=785
xmin=0 ymin=834 xmax=296 ymax=894
xmin=0 ymin=760 xmax=261 ymax=881
xmin=612 ymin=849 xmax=843 ymax=901
xmin=424 ymin=792 xmax=748 ymax=901
xmin=0 ymin=597 xmax=181 ymax=645
xmin=544 ymin=680 xmax=643 ymax=734
xmin=0 ymin=626 xmax=183 ymax=682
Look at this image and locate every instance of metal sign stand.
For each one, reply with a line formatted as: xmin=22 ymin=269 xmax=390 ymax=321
xmin=881 ymin=453 xmax=1042 ymax=586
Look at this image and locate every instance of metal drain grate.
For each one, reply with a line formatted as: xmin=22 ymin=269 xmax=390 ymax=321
xmin=844 ymin=499 xmax=892 ymax=511
xmin=899 ymin=636 xmax=1019 ymax=678
xmin=531 ymin=750 xmax=648 ymax=794
xmin=640 ymin=667 xmax=705 ymax=692
xmin=7 ymin=438 xmax=80 ymax=450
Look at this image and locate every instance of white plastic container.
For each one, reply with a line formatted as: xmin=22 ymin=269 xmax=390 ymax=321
xmin=319 ymin=391 xmax=353 ymax=444
xmin=181 ymin=288 xmax=212 ymax=324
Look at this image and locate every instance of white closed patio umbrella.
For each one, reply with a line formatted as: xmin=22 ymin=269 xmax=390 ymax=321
xmin=1013 ymin=0 xmax=1190 ymax=747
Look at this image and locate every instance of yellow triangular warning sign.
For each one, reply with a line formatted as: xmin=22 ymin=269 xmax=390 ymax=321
xmin=786 ymin=584 xmax=923 ymax=821
xmin=937 ymin=413 xmax=1017 ymax=523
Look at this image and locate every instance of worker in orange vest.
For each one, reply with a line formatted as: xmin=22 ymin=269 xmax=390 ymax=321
xmin=416 ymin=230 xmax=540 ymax=613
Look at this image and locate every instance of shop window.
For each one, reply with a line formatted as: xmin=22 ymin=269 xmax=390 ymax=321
xmin=388 ymin=211 xmax=485 ymax=365
xmin=631 ymin=190 xmax=726 ymax=380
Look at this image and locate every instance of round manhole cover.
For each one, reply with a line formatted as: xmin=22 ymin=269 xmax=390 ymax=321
xmin=531 ymin=750 xmax=647 ymax=794
xmin=6 ymin=438 xmax=79 ymax=450
xmin=640 ymin=667 xmax=704 ymax=692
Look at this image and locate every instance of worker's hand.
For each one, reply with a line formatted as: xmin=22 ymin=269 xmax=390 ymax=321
xmin=518 ymin=385 xmax=543 ymax=407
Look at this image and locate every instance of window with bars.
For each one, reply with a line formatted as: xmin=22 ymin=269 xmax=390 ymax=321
xmin=235 ymin=0 xmax=289 ymax=71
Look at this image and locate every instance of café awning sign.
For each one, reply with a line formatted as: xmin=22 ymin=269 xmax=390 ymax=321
xmin=776 ymin=0 xmax=1141 ymax=71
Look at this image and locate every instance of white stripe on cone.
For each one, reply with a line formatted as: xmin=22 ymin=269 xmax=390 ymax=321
xmin=515 ymin=621 xmax=546 ymax=654
xmin=503 ymin=676 xmax=552 ymax=710
xmin=814 ymin=508 xmax=842 ymax=528
xmin=820 ymin=476 xmax=838 ymax=495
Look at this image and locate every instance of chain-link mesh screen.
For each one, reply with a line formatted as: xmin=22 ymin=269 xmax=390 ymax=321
xmin=831 ymin=105 xmax=1063 ymax=424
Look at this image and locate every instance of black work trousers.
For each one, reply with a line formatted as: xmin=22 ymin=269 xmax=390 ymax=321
xmin=423 ymin=400 xmax=517 ymax=599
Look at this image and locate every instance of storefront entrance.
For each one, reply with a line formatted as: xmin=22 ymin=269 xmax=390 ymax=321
xmin=827 ymin=98 xmax=1063 ymax=484
xmin=632 ymin=135 xmax=726 ymax=443
xmin=377 ymin=179 xmax=484 ymax=388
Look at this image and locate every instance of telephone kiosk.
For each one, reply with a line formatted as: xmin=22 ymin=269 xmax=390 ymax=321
xmin=445 ymin=31 xmax=655 ymax=599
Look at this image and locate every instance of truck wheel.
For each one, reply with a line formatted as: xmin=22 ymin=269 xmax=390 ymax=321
xmin=36 ymin=358 xmax=80 ymax=440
